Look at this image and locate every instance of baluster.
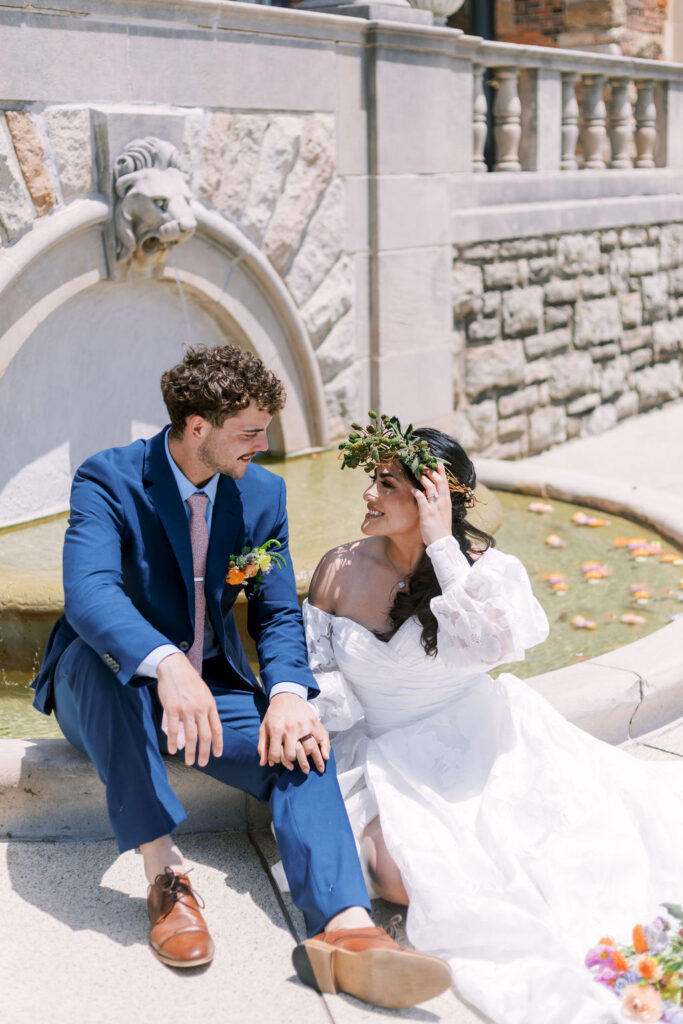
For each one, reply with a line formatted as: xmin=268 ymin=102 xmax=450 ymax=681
xmin=493 ymin=68 xmax=521 ymax=172
xmin=472 ymin=65 xmax=488 ymax=173
xmin=561 ymin=72 xmax=579 ymax=170
xmin=635 ymin=79 xmax=656 ymax=168
xmin=609 ymin=77 xmax=634 ymax=169
xmin=581 ymin=74 xmax=607 ymax=169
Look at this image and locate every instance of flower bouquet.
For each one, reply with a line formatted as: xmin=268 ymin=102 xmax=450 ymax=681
xmin=226 ymin=539 xmax=285 ymax=592
xmin=586 ymin=904 xmax=683 ymax=1022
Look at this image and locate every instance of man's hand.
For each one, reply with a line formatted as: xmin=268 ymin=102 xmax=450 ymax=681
xmin=257 ymin=693 xmax=330 ymax=775
xmin=157 ymin=653 xmax=223 ymax=767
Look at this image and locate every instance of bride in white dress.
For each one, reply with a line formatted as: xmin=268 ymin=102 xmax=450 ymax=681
xmin=303 ymin=421 xmax=683 ymax=1024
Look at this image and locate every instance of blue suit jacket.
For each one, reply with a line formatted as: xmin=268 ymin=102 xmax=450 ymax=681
xmin=32 ymin=427 xmax=318 ymax=714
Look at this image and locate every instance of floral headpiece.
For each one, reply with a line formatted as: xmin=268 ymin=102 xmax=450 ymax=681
xmin=338 ymin=411 xmax=475 ymax=507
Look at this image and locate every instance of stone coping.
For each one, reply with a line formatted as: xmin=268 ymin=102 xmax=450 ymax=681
xmin=2 ymin=462 xmax=682 ymax=841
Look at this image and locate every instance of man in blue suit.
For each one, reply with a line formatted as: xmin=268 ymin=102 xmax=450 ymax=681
xmin=32 ymin=344 xmax=449 ymax=1008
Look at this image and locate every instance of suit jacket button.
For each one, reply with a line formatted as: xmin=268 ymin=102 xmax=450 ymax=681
xmin=112 ymin=661 xmax=120 ymax=672
xmin=179 ymin=641 xmax=190 ymax=652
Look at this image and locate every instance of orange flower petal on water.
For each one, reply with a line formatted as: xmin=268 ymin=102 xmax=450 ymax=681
xmin=571 ymin=615 xmax=597 ymax=630
xmin=628 ymin=538 xmax=649 ymax=548
xmin=631 ymin=547 xmax=654 ymax=558
xmin=633 ymin=924 xmax=648 ymax=954
xmin=613 ymin=537 xmax=630 ymax=547
xmin=552 ymin=582 xmax=569 ymax=591
xmin=632 ymin=589 xmax=652 ymax=600
xmin=661 ymin=553 xmax=678 ymax=563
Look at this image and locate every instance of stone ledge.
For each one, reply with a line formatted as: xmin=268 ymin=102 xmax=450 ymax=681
xmin=0 ymin=738 xmax=270 ymax=841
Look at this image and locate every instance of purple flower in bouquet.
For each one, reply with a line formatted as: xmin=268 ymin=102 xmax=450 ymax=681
xmin=615 ymin=972 xmax=641 ymax=995
xmin=585 ymin=944 xmax=616 ymax=969
xmin=594 ymin=965 xmax=619 ymax=987
xmin=645 ymin=918 xmax=671 ymax=955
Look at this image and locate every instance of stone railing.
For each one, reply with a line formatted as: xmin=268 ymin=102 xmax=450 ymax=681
xmin=460 ymin=39 xmax=683 ymax=175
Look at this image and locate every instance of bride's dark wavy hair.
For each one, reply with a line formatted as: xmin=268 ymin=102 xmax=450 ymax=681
xmin=375 ymin=427 xmax=495 ymax=657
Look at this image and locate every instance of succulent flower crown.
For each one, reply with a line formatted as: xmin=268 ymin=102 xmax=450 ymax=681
xmin=338 ymin=411 xmax=475 ymax=506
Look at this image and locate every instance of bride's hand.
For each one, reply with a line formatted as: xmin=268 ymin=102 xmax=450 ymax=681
xmin=412 ymin=463 xmax=453 ymax=548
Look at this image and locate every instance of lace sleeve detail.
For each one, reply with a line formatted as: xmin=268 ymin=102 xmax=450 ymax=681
xmin=426 ymin=536 xmax=549 ymax=672
xmin=303 ymin=601 xmax=364 ymax=732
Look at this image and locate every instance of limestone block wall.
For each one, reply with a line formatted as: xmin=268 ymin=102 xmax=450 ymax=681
xmin=0 ymin=104 xmax=356 ymax=439
xmin=451 ymin=222 xmax=683 ymax=457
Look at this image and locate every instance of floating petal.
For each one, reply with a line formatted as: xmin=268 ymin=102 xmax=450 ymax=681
xmin=545 ymin=534 xmax=567 ymax=548
xmin=571 ymin=615 xmax=597 ymax=630
xmin=528 ymin=501 xmax=554 ymax=514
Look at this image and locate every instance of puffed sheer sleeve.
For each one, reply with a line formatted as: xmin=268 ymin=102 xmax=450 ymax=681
xmin=303 ymin=601 xmax=364 ymax=732
xmin=427 ymin=535 xmax=549 ymax=671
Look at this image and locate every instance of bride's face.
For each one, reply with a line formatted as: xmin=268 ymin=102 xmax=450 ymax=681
xmin=361 ymin=461 xmax=420 ymax=538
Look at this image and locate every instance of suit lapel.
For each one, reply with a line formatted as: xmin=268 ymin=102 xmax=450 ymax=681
xmin=206 ymin=474 xmax=244 ymax=609
xmin=143 ymin=429 xmax=194 ymax=619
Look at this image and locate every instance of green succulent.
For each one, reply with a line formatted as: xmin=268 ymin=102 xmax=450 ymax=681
xmin=338 ymin=413 xmax=436 ymax=477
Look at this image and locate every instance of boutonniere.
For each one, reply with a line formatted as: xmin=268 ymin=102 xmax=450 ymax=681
xmin=226 ymin=539 xmax=286 ymax=592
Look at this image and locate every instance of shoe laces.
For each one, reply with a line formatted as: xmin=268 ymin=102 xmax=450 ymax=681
xmin=155 ymin=866 xmax=206 ymax=910
xmin=386 ymin=913 xmax=403 ymax=940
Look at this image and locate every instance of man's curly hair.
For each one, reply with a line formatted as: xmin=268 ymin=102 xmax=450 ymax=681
xmin=161 ymin=345 xmax=286 ymax=437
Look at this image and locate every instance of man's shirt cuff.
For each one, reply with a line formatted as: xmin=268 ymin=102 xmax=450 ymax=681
xmin=135 ymin=644 xmax=182 ymax=678
xmin=269 ymin=681 xmax=308 ymax=702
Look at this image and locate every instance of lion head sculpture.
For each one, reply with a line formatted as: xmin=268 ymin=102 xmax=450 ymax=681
xmin=113 ymin=137 xmax=197 ymax=269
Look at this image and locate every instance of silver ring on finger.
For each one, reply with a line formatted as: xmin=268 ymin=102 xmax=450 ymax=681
xmin=429 ymin=492 xmax=438 ymax=503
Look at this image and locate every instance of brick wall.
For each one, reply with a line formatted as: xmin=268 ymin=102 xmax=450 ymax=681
xmin=496 ymin=0 xmax=567 ymax=48
xmin=495 ymin=0 xmax=667 ymax=57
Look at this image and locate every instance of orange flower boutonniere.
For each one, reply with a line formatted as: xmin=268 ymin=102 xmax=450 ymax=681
xmin=226 ymin=539 xmax=285 ymax=592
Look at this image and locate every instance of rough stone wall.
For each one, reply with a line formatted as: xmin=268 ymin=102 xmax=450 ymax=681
xmin=452 ymin=224 xmax=683 ymax=458
xmin=0 ymin=106 xmax=355 ymax=438
xmin=496 ymin=0 xmax=667 ymax=57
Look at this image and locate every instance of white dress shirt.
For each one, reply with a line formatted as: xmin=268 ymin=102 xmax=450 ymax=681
xmin=134 ymin=430 xmax=307 ymax=701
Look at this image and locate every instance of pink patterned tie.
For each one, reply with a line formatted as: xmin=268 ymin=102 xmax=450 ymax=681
xmin=186 ymin=492 xmax=210 ymax=672
xmin=162 ymin=491 xmax=209 ymax=750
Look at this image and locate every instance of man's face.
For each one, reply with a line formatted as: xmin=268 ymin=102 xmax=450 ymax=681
xmin=197 ymin=401 xmax=272 ymax=480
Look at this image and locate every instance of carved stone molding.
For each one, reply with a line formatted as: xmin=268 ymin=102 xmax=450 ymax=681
xmin=112 ymin=137 xmax=196 ymax=273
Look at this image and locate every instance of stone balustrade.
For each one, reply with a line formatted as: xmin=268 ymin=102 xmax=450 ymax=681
xmin=463 ymin=39 xmax=683 ymax=175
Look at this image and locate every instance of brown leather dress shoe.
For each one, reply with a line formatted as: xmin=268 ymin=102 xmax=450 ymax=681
xmin=147 ymin=867 xmax=214 ymax=968
xmin=292 ymin=925 xmax=451 ymax=1008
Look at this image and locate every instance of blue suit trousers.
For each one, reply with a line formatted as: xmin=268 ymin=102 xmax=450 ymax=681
xmin=52 ymin=639 xmax=370 ymax=936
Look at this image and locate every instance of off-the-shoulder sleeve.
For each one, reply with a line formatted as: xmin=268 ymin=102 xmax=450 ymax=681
xmin=426 ymin=535 xmax=549 ymax=671
xmin=303 ymin=601 xmax=364 ymax=732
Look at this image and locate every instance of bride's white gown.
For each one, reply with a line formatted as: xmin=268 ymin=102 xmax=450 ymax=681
xmin=303 ymin=536 xmax=683 ymax=1024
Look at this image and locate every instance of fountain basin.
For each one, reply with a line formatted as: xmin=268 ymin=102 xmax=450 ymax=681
xmin=2 ymin=452 xmax=683 ymax=740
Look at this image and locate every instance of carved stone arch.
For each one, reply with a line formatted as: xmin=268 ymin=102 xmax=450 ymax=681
xmin=0 ymin=200 xmax=328 ymax=526
xmin=161 ymin=203 xmax=329 ymax=455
